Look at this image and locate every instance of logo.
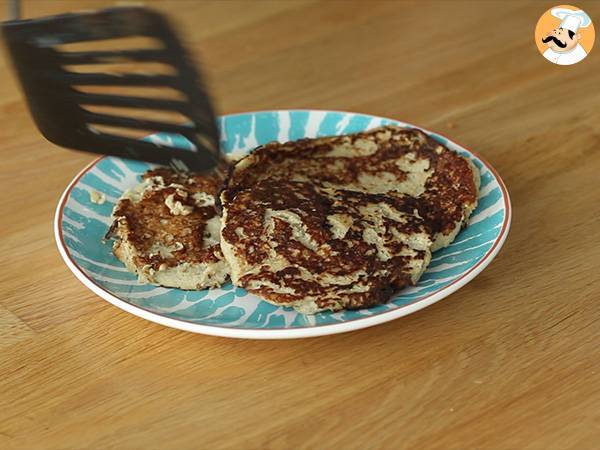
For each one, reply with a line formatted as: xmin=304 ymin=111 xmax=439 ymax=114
xmin=535 ymin=5 xmax=595 ymax=65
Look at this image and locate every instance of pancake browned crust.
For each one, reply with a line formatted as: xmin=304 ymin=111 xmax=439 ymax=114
xmin=221 ymin=179 xmax=432 ymax=313
xmin=220 ymin=126 xmax=480 ymax=313
xmin=109 ymin=167 xmax=229 ymax=289
xmin=224 ymin=126 xmax=479 ymax=251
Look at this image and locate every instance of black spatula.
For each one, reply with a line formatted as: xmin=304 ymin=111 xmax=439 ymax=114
xmin=2 ymin=4 xmax=223 ymax=173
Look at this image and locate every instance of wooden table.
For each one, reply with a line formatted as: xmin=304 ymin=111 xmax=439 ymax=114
xmin=2 ymin=1 xmax=599 ymax=448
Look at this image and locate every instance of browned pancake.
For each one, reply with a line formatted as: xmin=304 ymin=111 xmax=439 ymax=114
xmin=109 ymin=167 xmax=229 ymax=289
xmin=220 ymin=126 xmax=479 ymax=313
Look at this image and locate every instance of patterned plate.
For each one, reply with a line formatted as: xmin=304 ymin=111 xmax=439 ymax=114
xmin=54 ymin=110 xmax=511 ymax=339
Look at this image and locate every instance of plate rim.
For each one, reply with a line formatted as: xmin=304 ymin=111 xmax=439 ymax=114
xmin=54 ymin=109 xmax=512 ymax=339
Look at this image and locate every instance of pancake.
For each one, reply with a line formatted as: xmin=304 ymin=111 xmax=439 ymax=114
xmin=108 ymin=167 xmax=229 ymax=289
xmin=220 ymin=125 xmax=479 ymax=313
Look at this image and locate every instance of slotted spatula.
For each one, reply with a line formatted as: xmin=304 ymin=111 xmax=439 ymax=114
xmin=2 ymin=4 xmax=223 ymax=173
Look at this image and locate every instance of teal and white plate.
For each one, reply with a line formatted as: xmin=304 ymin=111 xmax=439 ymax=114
xmin=54 ymin=110 xmax=511 ymax=339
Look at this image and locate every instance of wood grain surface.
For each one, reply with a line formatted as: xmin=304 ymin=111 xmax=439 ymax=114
xmin=1 ymin=1 xmax=599 ymax=449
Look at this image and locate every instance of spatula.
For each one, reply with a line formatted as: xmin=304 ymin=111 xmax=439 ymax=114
xmin=2 ymin=3 xmax=222 ymax=173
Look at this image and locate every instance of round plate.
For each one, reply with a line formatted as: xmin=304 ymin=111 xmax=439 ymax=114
xmin=54 ymin=110 xmax=511 ymax=339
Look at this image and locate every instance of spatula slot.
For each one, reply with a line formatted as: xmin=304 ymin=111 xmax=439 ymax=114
xmin=86 ymin=123 xmax=188 ymax=143
xmin=57 ymin=36 xmax=164 ymax=52
xmin=81 ymin=104 xmax=191 ymax=125
xmin=63 ymin=61 xmax=177 ymax=76
xmin=74 ymin=85 xmax=187 ymax=101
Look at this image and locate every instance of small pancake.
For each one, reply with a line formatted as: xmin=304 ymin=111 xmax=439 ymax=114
xmin=109 ymin=167 xmax=229 ymax=289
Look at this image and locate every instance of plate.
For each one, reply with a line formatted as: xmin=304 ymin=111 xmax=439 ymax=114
xmin=54 ymin=110 xmax=511 ymax=339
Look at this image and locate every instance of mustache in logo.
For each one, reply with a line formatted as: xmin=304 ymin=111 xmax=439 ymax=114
xmin=542 ymin=35 xmax=567 ymax=48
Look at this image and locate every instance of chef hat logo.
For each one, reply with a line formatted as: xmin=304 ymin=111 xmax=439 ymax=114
xmin=534 ymin=4 xmax=595 ymax=66
xmin=551 ymin=7 xmax=592 ymax=33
